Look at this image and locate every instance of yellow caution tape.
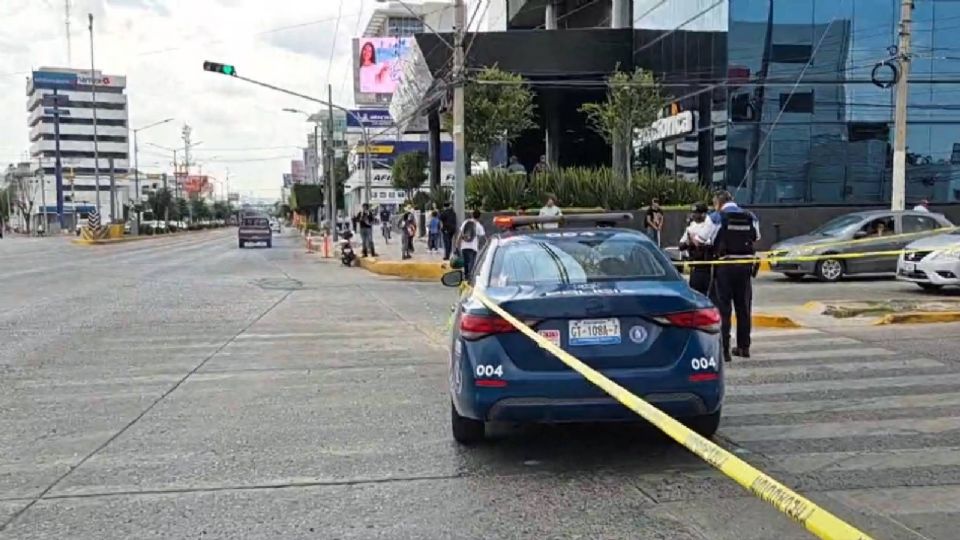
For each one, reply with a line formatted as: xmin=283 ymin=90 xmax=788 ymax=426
xmin=473 ymin=290 xmax=874 ymax=540
xmin=683 ymin=248 xmax=931 ymax=267
xmin=754 ymin=226 xmax=959 ymax=255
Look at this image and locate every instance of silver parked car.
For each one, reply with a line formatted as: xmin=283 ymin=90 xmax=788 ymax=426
xmin=897 ymin=230 xmax=960 ymax=290
xmin=769 ymin=210 xmax=954 ymax=282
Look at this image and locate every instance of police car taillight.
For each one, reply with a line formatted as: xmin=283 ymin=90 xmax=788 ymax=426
xmin=656 ymin=308 xmax=721 ymax=333
xmin=460 ymin=314 xmax=517 ymax=340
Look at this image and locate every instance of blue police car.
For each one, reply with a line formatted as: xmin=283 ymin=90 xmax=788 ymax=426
xmin=442 ymin=213 xmax=723 ymax=444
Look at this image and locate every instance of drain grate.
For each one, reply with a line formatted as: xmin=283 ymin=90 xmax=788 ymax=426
xmin=251 ymin=278 xmax=304 ymax=291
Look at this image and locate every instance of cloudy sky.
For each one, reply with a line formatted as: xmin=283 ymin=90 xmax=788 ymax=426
xmin=0 ymin=0 xmax=392 ymax=200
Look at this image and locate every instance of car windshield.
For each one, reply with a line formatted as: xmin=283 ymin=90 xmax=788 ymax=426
xmin=810 ymin=215 xmax=864 ymax=236
xmin=243 ymin=217 xmax=268 ymax=227
xmin=487 ymin=232 xmax=674 ymax=286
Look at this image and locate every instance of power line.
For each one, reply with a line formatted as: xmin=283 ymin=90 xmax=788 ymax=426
xmin=339 ymin=0 xmax=367 ymax=99
xmin=326 ymin=0 xmax=346 ymax=85
xmin=736 ymin=0 xmax=849 ymax=198
xmin=633 ymin=0 xmax=725 ymax=57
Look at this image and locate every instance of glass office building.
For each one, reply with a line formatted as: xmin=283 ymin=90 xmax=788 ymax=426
xmin=726 ymin=0 xmax=960 ymax=204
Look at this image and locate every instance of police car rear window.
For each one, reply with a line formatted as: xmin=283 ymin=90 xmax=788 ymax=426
xmin=488 ymin=232 xmax=674 ymax=286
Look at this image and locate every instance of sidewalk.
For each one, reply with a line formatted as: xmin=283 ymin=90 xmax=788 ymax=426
xmin=350 ymin=230 xmax=452 ymax=281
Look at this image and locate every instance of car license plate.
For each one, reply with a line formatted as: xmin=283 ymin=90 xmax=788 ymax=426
xmin=904 ymin=262 xmax=915 ymax=273
xmin=569 ymin=318 xmax=620 ymax=346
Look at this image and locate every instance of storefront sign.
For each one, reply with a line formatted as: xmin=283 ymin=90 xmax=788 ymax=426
xmin=634 ymin=111 xmax=696 ymax=147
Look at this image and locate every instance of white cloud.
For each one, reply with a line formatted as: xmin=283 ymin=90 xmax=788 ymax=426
xmin=0 ymin=0 xmax=375 ymax=200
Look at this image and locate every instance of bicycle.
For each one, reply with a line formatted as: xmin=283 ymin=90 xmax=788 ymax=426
xmin=381 ymin=220 xmax=392 ymax=244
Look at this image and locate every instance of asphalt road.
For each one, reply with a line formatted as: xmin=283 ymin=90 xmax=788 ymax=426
xmin=2 ymin=230 xmax=959 ymax=539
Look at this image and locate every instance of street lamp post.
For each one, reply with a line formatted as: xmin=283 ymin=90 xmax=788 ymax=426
xmin=132 ymin=118 xmax=174 ymax=234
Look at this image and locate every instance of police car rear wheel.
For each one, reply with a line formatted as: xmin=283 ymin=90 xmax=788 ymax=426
xmin=451 ymin=401 xmax=485 ymax=444
xmin=815 ymin=258 xmax=844 ymax=282
xmin=685 ymin=409 xmax=721 ymax=438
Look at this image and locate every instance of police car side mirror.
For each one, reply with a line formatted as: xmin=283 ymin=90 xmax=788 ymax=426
xmin=853 ymin=230 xmax=869 ymax=239
xmin=441 ymin=270 xmax=464 ymax=288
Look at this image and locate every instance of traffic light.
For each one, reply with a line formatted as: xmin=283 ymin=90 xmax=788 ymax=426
xmin=202 ymin=61 xmax=237 ymax=76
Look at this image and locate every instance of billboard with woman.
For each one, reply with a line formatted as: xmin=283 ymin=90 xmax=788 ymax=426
xmin=354 ymin=37 xmax=412 ymax=103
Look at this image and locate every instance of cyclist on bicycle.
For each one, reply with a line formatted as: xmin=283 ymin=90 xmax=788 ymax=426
xmin=379 ymin=206 xmax=392 ymax=244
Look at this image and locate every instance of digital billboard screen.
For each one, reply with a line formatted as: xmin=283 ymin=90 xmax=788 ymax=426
xmin=354 ymin=37 xmax=412 ymax=103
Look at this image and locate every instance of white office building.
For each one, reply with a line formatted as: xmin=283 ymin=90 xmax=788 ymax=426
xmin=343 ymin=2 xmax=456 ymax=216
xmin=26 ymin=67 xmax=131 ymax=230
xmin=362 ymin=1 xmax=454 ymax=37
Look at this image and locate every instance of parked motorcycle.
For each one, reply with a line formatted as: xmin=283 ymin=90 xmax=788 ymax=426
xmin=341 ymin=230 xmax=357 ymax=267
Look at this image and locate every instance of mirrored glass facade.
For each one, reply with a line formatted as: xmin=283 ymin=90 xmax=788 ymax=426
xmin=727 ymin=0 xmax=960 ymax=204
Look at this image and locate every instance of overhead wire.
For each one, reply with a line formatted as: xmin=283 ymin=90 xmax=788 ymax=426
xmin=735 ymin=0 xmax=848 ymax=198
xmin=326 ymin=0 xmax=346 ymax=85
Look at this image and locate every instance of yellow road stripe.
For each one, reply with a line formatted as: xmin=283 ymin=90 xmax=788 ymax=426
xmin=473 ymin=291 xmax=874 ymax=540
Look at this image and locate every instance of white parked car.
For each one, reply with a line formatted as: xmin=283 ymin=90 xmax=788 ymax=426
xmin=897 ymin=231 xmax=960 ymax=290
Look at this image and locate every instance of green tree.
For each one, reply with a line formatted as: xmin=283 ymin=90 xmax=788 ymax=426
xmin=190 ymin=197 xmax=211 ymax=221
xmin=212 ymin=201 xmax=232 ymax=221
xmin=446 ymin=66 xmax=537 ymax=165
xmin=174 ymin=197 xmax=189 ymax=221
xmin=0 ymin=188 xmax=10 ymax=225
xmin=391 ymin=151 xmax=428 ymax=201
xmin=147 ymin=188 xmax=173 ymax=223
xmin=579 ymin=68 xmax=664 ymax=180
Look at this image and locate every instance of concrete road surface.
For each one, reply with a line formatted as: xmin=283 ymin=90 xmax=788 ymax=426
xmin=2 ymin=230 xmax=959 ymax=539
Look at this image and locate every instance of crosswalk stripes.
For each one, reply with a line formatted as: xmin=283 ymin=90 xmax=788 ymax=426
xmin=717 ymin=327 xmax=960 ymax=530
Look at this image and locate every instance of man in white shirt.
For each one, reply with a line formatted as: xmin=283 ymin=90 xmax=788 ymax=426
xmin=538 ymin=196 xmax=562 ymax=229
xmin=457 ymin=209 xmax=486 ymax=278
xmin=678 ymin=203 xmax=713 ymax=295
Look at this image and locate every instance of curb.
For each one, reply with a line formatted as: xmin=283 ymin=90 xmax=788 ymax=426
xmin=874 ymin=311 xmax=960 ymax=325
xmin=358 ymin=257 xmax=449 ymax=281
xmin=72 ymin=229 xmax=221 ymax=246
xmin=733 ymin=313 xmax=803 ymax=328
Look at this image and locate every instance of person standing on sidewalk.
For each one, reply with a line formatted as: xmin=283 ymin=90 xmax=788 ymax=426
xmin=400 ymin=205 xmax=417 ymax=260
xmin=538 ymin=195 xmax=562 ymax=229
xmin=356 ymin=203 xmax=377 ymax=258
xmin=644 ymin=198 xmax=664 ymax=247
xmin=457 ymin=209 xmax=486 ymax=278
xmin=439 ymin=201 xmax=457 ymax=261
xmin=428 ymin=210 xmax=441 ymax=254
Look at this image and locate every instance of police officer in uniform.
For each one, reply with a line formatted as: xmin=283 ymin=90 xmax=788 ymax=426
xmin=706 ymin=190 xmax=759 ymax=362
xmin=678 ymin=203 xmax=713 ymax=295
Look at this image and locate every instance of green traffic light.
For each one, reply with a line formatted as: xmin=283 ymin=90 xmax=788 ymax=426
xmin=203 ymin=61 xmax=237 ymax=76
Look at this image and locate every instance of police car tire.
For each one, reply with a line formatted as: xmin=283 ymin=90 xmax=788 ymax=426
xmin=685 ymin=409 xmax=721 ymax=438
xmin=451 ymin=401 xmax=485 ymax=444
xmin=918 ymin=283 xmax=943 ymax=291
xmin=815 ymin=258 xmax=844 ymax=282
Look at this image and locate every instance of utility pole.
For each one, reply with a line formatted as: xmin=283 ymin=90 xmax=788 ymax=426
xmin=327 ymin=84 xmax=338 ymax=241
xmin=65 ymin=0 xmax=72 ymax=65
xmin=182 ymin=124 xmax=194 ymax=223
xmin=452 ymin=0 xmax=466 ymax=223
xmin=88 ymin=13 xmax=102 ymax=216
xmin=162 ymin=173 xmax=169 ymax=228
xmin=38 ymin=158 xmax=47 ymax=236
xmin=891 ymin=0 xmax=914 ymax=211
xmin=108 ymin=157 xmax=116 ymax=223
